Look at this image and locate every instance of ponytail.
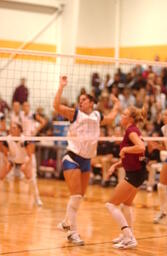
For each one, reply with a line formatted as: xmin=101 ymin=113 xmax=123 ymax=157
xmin=128 ymin=106 xmax=147 ymax=123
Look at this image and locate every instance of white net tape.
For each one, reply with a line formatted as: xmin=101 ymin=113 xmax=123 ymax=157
xmin=0 ymin=136 xmax=167 ymax=142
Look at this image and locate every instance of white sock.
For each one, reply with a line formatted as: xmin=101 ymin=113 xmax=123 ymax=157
xmin=29 ymin=175 xmax=41 ymax=202
xmin=106 ymin=202 xmax=133 ymax=239
xmin=158 ymin=183 xmax=167 ymax=213
xmin=66 ymin=195 xmax=82 ymax=232
xmin=32 ymin=154 xmax=37 ymax=169
xmin=147 ymin=165 xmax=155 ymax=187
xmin=63 ymin=213 xmax=69 ymax=225
xmin=0 ymin=179 xmax=3 ymax=189
xmin=122 ymin=204 xmax=134 ymax=232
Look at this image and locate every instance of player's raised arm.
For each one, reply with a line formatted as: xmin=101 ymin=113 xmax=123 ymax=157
xmin=53 ymin=76 xmax=75 ymax=122
xmin=101 ymin=94 xmax=120 ymax=125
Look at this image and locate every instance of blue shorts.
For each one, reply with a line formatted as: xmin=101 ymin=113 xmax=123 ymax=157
xmin=62 ymin=151 xmax=91 ymax=172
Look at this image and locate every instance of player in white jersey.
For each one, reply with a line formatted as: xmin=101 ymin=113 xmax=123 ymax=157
xmin=54 ymin=76 xmax=120 ymax=245
xmin=154 ymin=110 xmax=167 ymax=223
xmin=20 ymin=101 xmax=47 ymax=136
xmin=0 ymin=122 xmax=42 ymax=206
xmin=11 ymin=101 xmax=21 ymax=125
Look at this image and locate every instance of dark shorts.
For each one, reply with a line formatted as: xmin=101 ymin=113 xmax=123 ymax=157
xmin=62 ymin=151 xmax=91 ymax=173
xmin=125 ymin=168 xmax=148 ymax=188
xmin=15 ymin=163 xmax=22 ymax=168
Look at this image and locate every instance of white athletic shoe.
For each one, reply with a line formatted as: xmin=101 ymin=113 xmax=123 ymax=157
xmin=112 ymin=233 xmax=124 ymax=244
xmin=153 ymin=212 xmax=166 ymax=224
xmin=146 ymin=185 xmax=153 ymax=192
xmin=67 ymin=231 xmax=84 ymax=246
xmin=57 ymin=221 xmax=71 ymax=232
xmin=35 ymin=197 xmax=43 ymax=207
xmin=113 ymin=237 xmax=137 ymax=249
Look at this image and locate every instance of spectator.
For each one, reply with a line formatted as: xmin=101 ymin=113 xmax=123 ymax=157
xmin=91 ymin=72 xmax=101 ymax=99
xmin=0 ymin=112 xmax=7 ymax=136
xmin=161 ymin=68 xmax=167 ymax=87
xmin=153 ymin=55 xmax=161 ymax=75
xmin=12 ymin=78 xmax=29 ymax=105
xmin=154 ymin=85 xmax=166 ymax=110
xmin=108 ymin=73 xmax=122 ymax=93
xmin=20 ymin=102 xmax=46 ymax=136
xmin=0 ymin=95 xmax=10 ymax=113
xmin=118 ymin=88 xmax=136 ymax=109
xmin=100 ymin=74 xmax=113 ymax=91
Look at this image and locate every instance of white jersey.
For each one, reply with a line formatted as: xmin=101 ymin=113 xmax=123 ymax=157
xmin=11 ymin=112 xmax=21 ymax=125
xmin=161 ymin=124 xmax=167 ymax=150
xmin=20 ymin=111 xmax=36 ymax=136
xmin=161 ymin=124 xmax=167 ymax=137
xmin=67 ymin=109 xmax=102 ymax=158
xmin=7 ymin=135 xmax=27 ymax=164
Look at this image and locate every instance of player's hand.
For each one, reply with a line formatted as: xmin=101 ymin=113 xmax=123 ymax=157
xmin=120 ymin=147 xmax=127 ymax=158
xmin=60 ymin=76 xmax=67 ymax=88
xmin=106 ymin=165 xmax=116 ymax=179
xmin=110 ymin=94 xmax=119 ymax=104
xmin=110 ymin=94 xmax=121 ymax=110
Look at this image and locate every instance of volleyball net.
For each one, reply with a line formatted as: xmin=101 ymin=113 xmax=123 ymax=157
xmin=0 ymin=48 xmax=167 ymax=143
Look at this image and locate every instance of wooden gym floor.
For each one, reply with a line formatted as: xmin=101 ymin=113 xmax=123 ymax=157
xmin=0 ymin=179 xmax=167 ymax=256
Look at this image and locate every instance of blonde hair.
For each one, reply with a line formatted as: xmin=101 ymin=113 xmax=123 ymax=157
xmin=128 ymin=106 xmax=147 ymax=123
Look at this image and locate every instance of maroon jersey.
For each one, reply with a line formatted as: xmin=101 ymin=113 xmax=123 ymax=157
xmin=120 ymin=124 xmax=144 ymax=171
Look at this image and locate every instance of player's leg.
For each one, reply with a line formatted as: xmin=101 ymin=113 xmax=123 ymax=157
xmin=21 ymin=143 xmax=42 ymax=206
xmin=106 ymin=180 xmax=138 ymax=249
xmin=63 ymin=169 xmax=84 ymax=245
xmin=154 ymin=163 xmax=167 ymax=223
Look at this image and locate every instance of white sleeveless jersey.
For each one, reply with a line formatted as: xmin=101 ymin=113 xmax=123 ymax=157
xmin=67 ymin=109 xmax=102 ymax=158
xmin=7 ymin=135 xmax=27 ymax=164
xmin=161 ymin=124 xmax=167 ymax=137
xmin=161 ymin=124 xmax=167 ymax=150
xmin=20 ymin=111 xmax=36 ymax=136
xmin=11 ymin=112 xmax=21 ymax=125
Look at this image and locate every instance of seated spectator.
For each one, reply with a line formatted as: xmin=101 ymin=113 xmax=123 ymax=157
xmin=100 ymin=73 xmax=113 ymax=91
xmin=135 ymin=88 xmax=146 ymax=108
xmin=154 ymin=85 xmax=166 ymax=110
xmin=0 ymin=112 xmax=7 ymax=136
xmin=117 ymin=68 xmax=126 ymax=83
xmin=118 ymin=87 xmax=136 ymax=109
xmin=91 ymin=72 xmax=101 ymax=99
xmin=153 ymin=112 xmax=163 ymax=133
xmin=161 ymin=68 xmax=167 ymax=88
xmin=142 ymin=65 xmax=153 ymax=79
xmin=153 ymin=55 xmax=162 ymax=75
xmin=97 ymin=91 xmax=110 ymax=115
xmin=0 ymin=95 xmax=10 ymax=114
xmin=108 ymin=73 xmax=123 ymax=93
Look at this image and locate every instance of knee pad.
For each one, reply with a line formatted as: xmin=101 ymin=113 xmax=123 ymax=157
xmin=105 ymin=202 xmax=115 ymax=211
xmin=122 ymin=204 xmax=132 ymax=211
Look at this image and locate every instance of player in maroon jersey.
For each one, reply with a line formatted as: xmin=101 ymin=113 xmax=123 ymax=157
xmin=106 ymin=106 xmax=147 ymax=249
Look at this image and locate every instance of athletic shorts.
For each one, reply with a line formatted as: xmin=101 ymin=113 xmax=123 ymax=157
xmin=124 ymin=168 xmax=148 ymax=188
xmin=62 ymin=151 xmax=91 ymax=172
